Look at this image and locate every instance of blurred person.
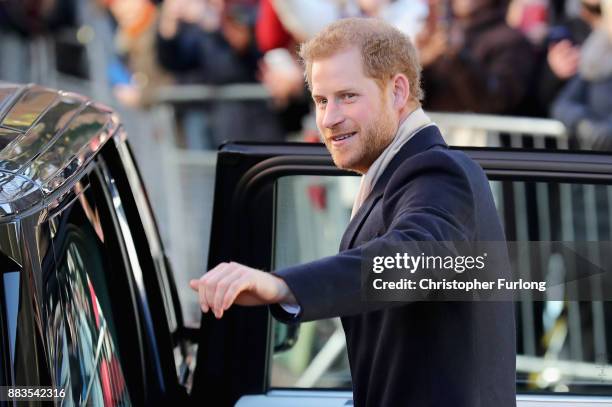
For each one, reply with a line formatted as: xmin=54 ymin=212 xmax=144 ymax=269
xmin=0 ymin=0 xmax=76 ymax=36
xmin=507 ymin=0 xmax=549 ymax=45
xmin=103 ymin=0 xmax=173 ymax=108
xmin=551 ymin=0 xmax=612 ymax=150
xmin=157 ymin=0 xmax=284 ymax=148
xmin=190 ymin=18 xmax=515 ymax=407
xmin=257 ymin=0 xmax=344 ymax=45
xmin=518 ymin=0 xmax=593 ymax=117
xmin=255 ymin=0 xmax=296 ymax=55
xmin=416 ymin=0 xmax=534 ymax=114
xmin=264 ymin=0 xmax=430 ymax=41
xmin=358 ymin=0 xmax=430 ymax=39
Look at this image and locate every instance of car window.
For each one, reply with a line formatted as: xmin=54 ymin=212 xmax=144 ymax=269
xmin=46 ymin=171 xmax=140 ymax=405
xmin=271 ymin=175 xmax=355 ymax=389
xmin=499 ymin=180 xmax=612 ymax=395
xmin=270 ymin=174 xmax=612 ymax=395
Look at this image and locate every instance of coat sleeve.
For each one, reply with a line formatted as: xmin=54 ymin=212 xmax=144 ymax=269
xmin=271 ymin=150 xmax=477 ymax=323
xmin=551 ymin=76 xmax=592 ymax=132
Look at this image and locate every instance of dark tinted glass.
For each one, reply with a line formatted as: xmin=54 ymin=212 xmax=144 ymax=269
xmin=46 ymin=174 xmax=132 ymax=405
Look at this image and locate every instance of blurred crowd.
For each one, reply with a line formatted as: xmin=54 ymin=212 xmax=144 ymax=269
xmin=1 ymin=0 xmax=612 ymax=150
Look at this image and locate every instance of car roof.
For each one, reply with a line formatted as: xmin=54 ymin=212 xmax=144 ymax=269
xmin=0 ymin=82 xmax=121 ymax=218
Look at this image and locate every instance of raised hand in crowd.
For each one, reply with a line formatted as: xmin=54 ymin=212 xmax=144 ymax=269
xmin=258 ymin=49 xmax=303 ymax=107
xmin=415 ymin=0 xmax=448 ymax=66
xmin=415 ymin=0 xmax=466 ymax=67
xmin=159 ymin=0 xmax=222 ymax=39
xmin=416 ymin=26 xmax=449 ymax=67
xmin=220 ymin=7 xmax=252 ymax=54
xmin=547 ymin=39 xmax=580 ymax=80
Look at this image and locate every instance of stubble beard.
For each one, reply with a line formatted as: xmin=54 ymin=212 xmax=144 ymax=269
xmin=328 ymin=105 xmax=397 ymax=174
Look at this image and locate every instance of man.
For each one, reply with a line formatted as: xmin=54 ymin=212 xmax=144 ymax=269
xmin=190 ymin=17 xmax=516 ymax=407
xmin=551 ymin=0 xmax=612 ymax=150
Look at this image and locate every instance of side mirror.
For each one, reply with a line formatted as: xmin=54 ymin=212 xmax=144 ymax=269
xmin=273 ymin=322 xmax=300 ymax=353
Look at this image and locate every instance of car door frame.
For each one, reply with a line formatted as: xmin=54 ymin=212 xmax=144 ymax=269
xmin=193 ymin=142 xmax=612 ymax=407
xmin=95 ymin=136 xmax=191 ymax=402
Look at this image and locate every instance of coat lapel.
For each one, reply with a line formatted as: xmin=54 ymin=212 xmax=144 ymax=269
xmin=339 ymin=187 xmax=384 ymax=251
xmin=339 ymin=125 xmax=448 ymax=251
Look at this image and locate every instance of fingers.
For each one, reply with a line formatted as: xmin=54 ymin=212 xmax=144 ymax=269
xmin=192 ymin=262 xmax=251 ymax=318
xmin=190 ymin=262 xmax=284 ymax=319
xmin=204 ymin=262 xmax=236 ymax=316
xmin=191 ymin=262 xmax=230 ymax=314
xmin=212 ymin=266 xmax=246 ymax=318
xmin=189 ymin=279 xmax=199 ymax=291
xmin=198 ymin=277 xmax=209 ymax=314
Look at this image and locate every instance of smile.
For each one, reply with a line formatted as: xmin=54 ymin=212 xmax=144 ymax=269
xmin=331 ymin=132 xmax=357 ymax=142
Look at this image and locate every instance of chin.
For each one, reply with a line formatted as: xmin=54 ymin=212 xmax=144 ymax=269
xmin=332 ymin=154 xmax=351 ymax=170
xmin=332 ymin=155 xmax=367 ymax=174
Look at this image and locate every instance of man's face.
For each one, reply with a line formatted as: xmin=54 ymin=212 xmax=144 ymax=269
xmin=311 ymin=47 xmax=398 ymax=174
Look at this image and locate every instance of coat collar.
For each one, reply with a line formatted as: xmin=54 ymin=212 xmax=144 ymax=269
xmin=339 ymin=125 xmax=448 ymax=251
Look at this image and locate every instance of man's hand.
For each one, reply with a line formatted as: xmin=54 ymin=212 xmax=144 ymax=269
xmin=189 ymin=262 xmax=297 ymax=319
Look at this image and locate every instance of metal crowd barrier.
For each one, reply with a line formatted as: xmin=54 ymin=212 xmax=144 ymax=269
xmin=430 ymin=111 xmax=569 ymax=149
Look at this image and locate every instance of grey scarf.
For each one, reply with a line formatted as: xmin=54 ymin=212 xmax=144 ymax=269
xmin=351 ymin=108 xmax=433 ymax=218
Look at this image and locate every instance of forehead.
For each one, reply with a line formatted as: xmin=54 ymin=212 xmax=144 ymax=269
xmin=311 ymin=48 xmax=371 ymax=95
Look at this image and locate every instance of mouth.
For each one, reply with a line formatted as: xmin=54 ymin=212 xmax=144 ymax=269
xmin=330 ymin=131 xmax=357 ymax=145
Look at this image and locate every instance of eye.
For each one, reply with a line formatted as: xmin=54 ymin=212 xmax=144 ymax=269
xmin=315 ymin=98 xmax=328 ymax=108
xmin=342 ymin=93 xmax=357 ymax=102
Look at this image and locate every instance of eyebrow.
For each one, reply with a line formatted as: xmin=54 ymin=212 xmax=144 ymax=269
xmin=312 ymin=88 xmax=358 ymax=99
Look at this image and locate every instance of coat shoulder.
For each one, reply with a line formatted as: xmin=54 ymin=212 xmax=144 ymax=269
xmin=389 ymin=146 xmax=485 ymax=186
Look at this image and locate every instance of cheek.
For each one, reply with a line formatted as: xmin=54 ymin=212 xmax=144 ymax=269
xmin=315 ymin=116 xmax=326 ymax=136
xmin=316 ymin=119 xmax=328 ymax=138
xmin=345 ymin=104 xmax=373 ymax=126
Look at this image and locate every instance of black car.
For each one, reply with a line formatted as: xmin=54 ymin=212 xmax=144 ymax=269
xmin=0 ymin=83 xmax=190 ymax=406
xmin=2 ymin=83 xmax=612 ymax=406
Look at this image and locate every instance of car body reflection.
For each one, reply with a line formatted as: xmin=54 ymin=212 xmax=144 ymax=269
xmin=46 ymin=196 xmax=130 ymax=406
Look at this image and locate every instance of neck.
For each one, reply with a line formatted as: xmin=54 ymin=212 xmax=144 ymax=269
xmin=398 ymin=102 xmax=420 ymax=126
xmin=360 ymin=104 xmax=426 ymax=174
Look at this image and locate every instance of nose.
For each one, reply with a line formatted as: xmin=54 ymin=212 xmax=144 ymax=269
xmin=321 ymin=101 xmax=345 ymax=130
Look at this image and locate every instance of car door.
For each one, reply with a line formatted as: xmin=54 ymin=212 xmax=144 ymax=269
xmin=192 ymin=142 xmax=612 ymax=407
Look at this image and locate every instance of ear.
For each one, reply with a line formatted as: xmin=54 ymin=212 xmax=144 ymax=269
xmin=391 ymin=73 xmax=410 ymax=111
